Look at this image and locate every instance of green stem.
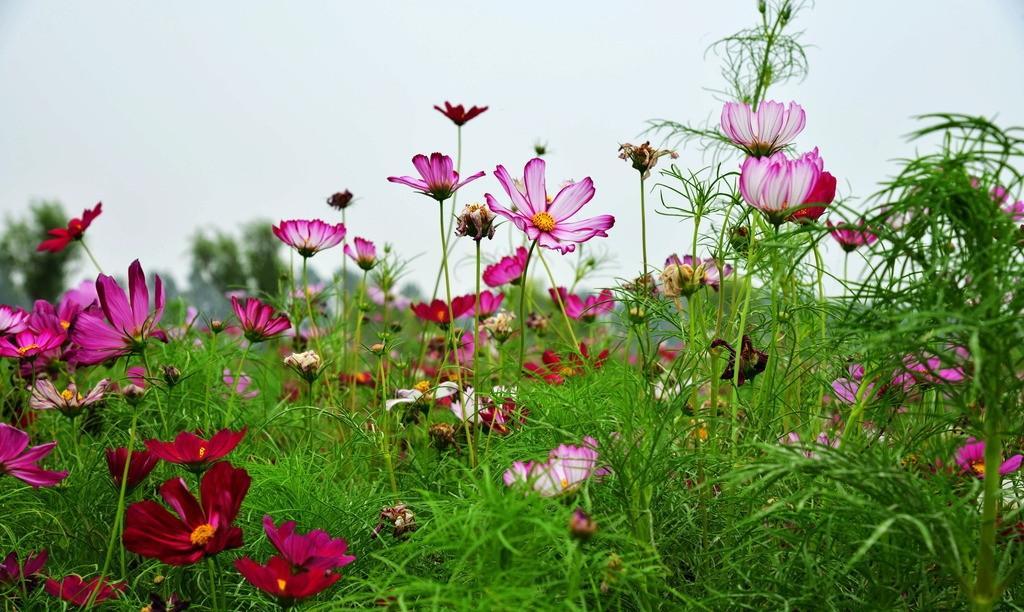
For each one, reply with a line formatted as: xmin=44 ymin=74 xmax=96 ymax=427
xmin=79 ymin=239 xmax=104 ymax=275
xmin=437 ymin=201 xmax=462 ymax=392
xmin=517 ymin=243 xmax=537 ymax=374
xmin=537 ymin=248 xmax=581 ymax=352
xmin=639 ymin=174 xmax=648 ymax=276
xmin=207 ymin=556 xmax=221 ymax=611
xmin=349 ymin=271 xmax=368 ymax=412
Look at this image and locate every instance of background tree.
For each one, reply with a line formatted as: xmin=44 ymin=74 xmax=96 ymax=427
xmin=0 ymin=200 xmax=82 ymax=305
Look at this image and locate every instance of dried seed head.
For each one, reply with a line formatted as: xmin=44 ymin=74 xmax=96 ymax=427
xmin=618 ymin=141 xmax=678 ymax=179
xmin=455 ymin=203 xmax=497 ymax=241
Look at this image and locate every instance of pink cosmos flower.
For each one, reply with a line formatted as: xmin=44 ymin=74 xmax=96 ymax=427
xmin=955 ymin=438 xmax=1023 ymax=479
xmin=548 ymin=287 xmax=615 ymax=322
xmin=344 ymin=237 xmax=378 ymax=271
xmin=483 ymin=247 xmax=529 ymax=287
xmin=901 ymin=346 xmax=969 ymax=386
xmin=475 ymin=290 xmax=505 ymax=318
xmin=231 ymin=296 xmax=291 ymax=343
xmin=0 ymin=325 xmax=66 ymax=360
xmin=367 ymin=286 xmax=411 ymax=311
xmin=503 ymin=437 xmax=605 ymax=497
xmin=223 ymin=369 xmax=259 ymax=399
xmin=31 ymin=378 xmax=110 ymax=417
xmin=483 ymin=158 xmax=610 ymax=253
xmin=388 ymin=152 xmax=485 ymax=202
xmin=486 ymin=158 xmax=614 ymax=254
xmin=830 ymin=363 xmax=876 ymax=405
xmin=72 ymin=260 xmax=165 ymax=365
xmin=739 ymin=149 xmax=835 ymax=225
xmin=827 ymin=220 xmax=878 ymax=252
xmin=272 ymin=219 xmax=346 ymax=258
xmin=262 ymin=515 xmax=356 ymax=572
xmin=0 ymin=423 xmax=68 ymax=487
xmin=720 ymin=100 xmax=806 ymax=157
xmin=0 ymin=305 xmax=29 ymax=336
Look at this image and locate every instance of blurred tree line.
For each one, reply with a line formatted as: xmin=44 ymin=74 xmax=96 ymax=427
xmin=0 ymin=201 xmax=361 ymax=317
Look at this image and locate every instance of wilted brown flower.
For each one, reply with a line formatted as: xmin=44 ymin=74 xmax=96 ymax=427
xmin=373 ymin=503 xmax=418 ymax=539
xmin=326 ymin=190 xmax=354 ymax=210
xmin=618 ymin=141 xmax=678 ymax=179
xmin=428 ymin=423 xmax=458 ymax=451
xmin=482 ymin=311 xmax=516 ymax=343
xmin=455 ymin=203 xmax=496 ymax=241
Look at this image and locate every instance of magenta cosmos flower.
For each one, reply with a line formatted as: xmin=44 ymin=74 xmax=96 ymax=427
xmin=272 ymin=219 xmax=346 ymax=258
xmin=955 ymin=438 xmax=1023 ymax=479
xmin=827 ymin=220 xmax=878 ymax=252
xmin=262 ymin=515 xmax=356 ymax=571
xmin=720 ymin=100 xmax=806 ymax=157
xmin=72 ymin=259 xmax=165 ymax=365
xmin=344 ymin=236 xmax=378 ymax=271
xmin=0 ymin=324 xmax=66 ymax=360
xmin=483 ymin=247 xmax=529 ymax=287
xmin=388 ymin=152 xmax=485 ymax=202
xmin=548 ymin=288 xmax=615 ymax=322
xmin=434 ymin=101 xmax=488 ymax=126
xmin=0 ymin=423 xmax=67 ymax=487
xmin=231 ymin=296 xmax=291 ymax=343
xmin=486 ymin=158 xmax=614 ymax=254
xmin=739 ymin=149 xmax=835 ymax=226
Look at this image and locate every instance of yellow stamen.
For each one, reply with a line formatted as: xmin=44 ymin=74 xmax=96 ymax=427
xmin=60 ymin=320 xmax=71 ymax=330
xmin=189 ymin=523 xmax=216 ymax=545
xmin=413 ymin=380 xmax=431 ymax=394
xmin=531 ymin=211 xmax=556 ymax=232
xmin=277 ymin=578 xmax=288 ymax=592
xmin=61 ymin=389 xmax=75 ymax=401
xmin=559 ymin=366 xmax=575 ymax=377
xmin=198 ymin=446 xmax=207 ymax=458
xmin=560 ymin=478 xmax=570 ymax=489
xmin=16 ymin=343 xmax=39 ymax=355
xmin=973 ymin=461 xmax=986 ymax=476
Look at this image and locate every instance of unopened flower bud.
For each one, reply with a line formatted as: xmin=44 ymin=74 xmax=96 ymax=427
xmin=455 ymin=203 xmax=496 ymax=241
xmin=534 ymin=140 xmax=548 ymax=156
xmin=209 ymin=320 xmax=226 ymax=334
xmin=428 ymin=422 xmax=458 ymax=450
xmin=660 ymin=263 xmax=705 ymax=298
xmin=628 ymin=306 xmax=647 ymax=324
xmin=729 ymin=225 xmax=750 ymax=255
xmin=569 ymin=508 xmax=597 ymax=541
xmin=326 ymin=190 xmax=354 ymax=210
xmin=162 ymin=365 xmax=181 ymax=387
xmin=122 ymin=384 xmax=146 ymax=404
xmin=283 ymin=350 xmax=323 ymax=382
xmin=368 ymin=342 xmax=386 ymax=356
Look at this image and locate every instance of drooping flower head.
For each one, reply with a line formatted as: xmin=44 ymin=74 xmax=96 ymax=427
xmin=388 ymin=152 xmax=485 ymax=202
xmin=144 ymin=428 xmax=247 ymax=473
xmin=483 ymin=247 xmax=529 ymax=287
xmin=739 ymin=149 xmax=835 ymax=225
xmin=344 ymin=237 xmax=378 ymax=271
xmin=433 ymin=101 xmax=488 ymax=126
xmin=0 ymin=423 xmax=67 ymax=487
xmin=36 ymin=202 xmax=103 ymax=253
xmin=486 ymin=158 xmax=615 ymax=254
xmin=235 ymin=555 xmax=341 ymax=606
xmin=31 ymin=378 xmax=110 ymax=417
xmin=826 ymin=220 xmax=878 ymax=253
xmin=105 ymin=447 xmax=159 ymax=492
xmin=720 ymin=100 xmax=806 ymax=157
xmin=711 ymin=335 xmax=768 ymax=386
xmin=410 ymin=295 xmax=475 ymax=327
xmin=0 ymin=549 xmax=47 ymax=586
xmin=44 ymin=574 xmax=125 ymax=606
xmin=231 ymin=296 xmax=291 ymax=343
xmin=272 ymin=219 xmax=346 ymax=258
xmin=72 ymin=259 xmax=165 ymax=365
xmin=262 ymin=515 xmax=356 ymax=572
xmin=123 ymin=461 xmax=250 ymax=565
xmin=954 ymin=438 xmax=1023 ymax=479
xmin=0 ymin=305 xmax=29 ymax=336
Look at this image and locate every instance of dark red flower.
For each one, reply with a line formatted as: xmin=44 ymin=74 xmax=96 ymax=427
xmin=410 ymin=296 xmax=475 ymax=327
xmin=433 ymin=101 xmax=488 ymax=126
xmin=0 ymin=549 xmax=47 ymax=585
xmin=123 ymin=461 xmax=250 ymax=565
xmin=145 ymin=592 xmax=191 ymax=611
xmin=710 ymin=335 xmax=768 ymax=385
xmin=263 ymin=515 xmax=356 ymax=571
xmin=144 ymin=428 xmax=246 ymax=472
xmin=105 ymin=447 xmax=159 ymax=491
xmin=37 ymin=202 xmax=103 ymax=253
xmin=525 ymin=343 xmax=609 ymax=384
xmin=235 ymin=555 xmax=341 ymax=606
xmin=44 ymin=574 xmax=125 ymax=606
xmin=326 ymin=190 xmax=354 ymax=211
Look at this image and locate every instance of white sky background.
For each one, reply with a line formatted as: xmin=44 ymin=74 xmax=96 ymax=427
xmin=1 ymin=1 xmax=1022 ymax=297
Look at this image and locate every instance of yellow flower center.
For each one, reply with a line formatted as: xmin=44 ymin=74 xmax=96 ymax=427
xmin=198 ymin=446 xmax=207 ymax=458
xmin=413 ymin=380 xmax=431 ymax=394
xmin=61 ymin=389 xmax=75 ymax=401
xmin=973 ymin=460 xmax=986 ymax=476
xmin=189 ymin=523 xmax=216 ymax=545
xmin=559 ymin=366 xmax=575 ymax=377
xmin=277 ymin=578 xmax=288 ymax=592
xmin=560 ymin=478 xmax=570 ymax=489
xmin=60 ymin=320 xmax=71 ymax=330
xmin=531 ymin=211 xmax=556 ymax=232
xmin=17 ymin=343 xmax=39 ymax=355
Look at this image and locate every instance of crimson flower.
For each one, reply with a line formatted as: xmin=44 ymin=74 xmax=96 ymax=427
xmin=388 ymin=152 xmax=485 ymax=202
xmin=525 ymin=343 xmax=609 ymax=384
xmin=105 ymin=447 xmax=159 ymax=492
xmin=0 ymin=423 xmax=67 ymax=487
xmin=483 ymin=247 xmax=529 ymax=287
xmin=144 ymin=428 xmax=246 ymax=473
xmin=0 ymin=549 xmax=47 ymax=586
xmin=235 ymin=555 xmax=341 ymax=606
xmin=44 ymin=574 xmax=125 ymax=606
xmin=486 ymin=158 xmax=614 ymax=254
xmin=123 ymin=462 xmax=250 ymax=565
xmin=231 ymin=296 xmax=291 ymax=343
xmin=434 ymin=101 xmax=488 ymax=126
xmin=263 ymin=515 xmax=356 ymax=571
xmin=72 ymin=260 xmax=165 ymax=365
xmin=272 ymin=219 xmax=346 ymax=258
xmin=36 ymin=202 xmax=102 ymax=253
xmin=410 ymin=295 xmax=475 ymax=327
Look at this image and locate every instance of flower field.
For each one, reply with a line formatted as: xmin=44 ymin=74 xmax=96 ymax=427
xmin=3 ymin=2 xmax=1024 ymax=610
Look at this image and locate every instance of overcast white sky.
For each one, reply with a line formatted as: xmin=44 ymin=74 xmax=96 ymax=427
xmin=1 ymin=1 xmax=1022 ymax=295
